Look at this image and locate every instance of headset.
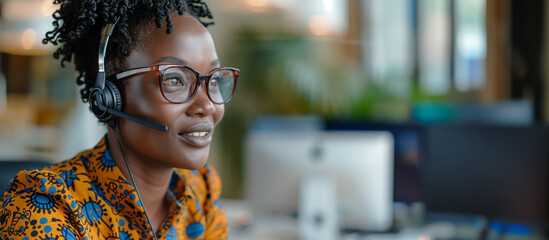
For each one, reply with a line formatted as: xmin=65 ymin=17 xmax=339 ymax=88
xmin=89 ymin=18 xmax=168 ymax=132
xmin=90 ymin=18 xmax=162 ymax=240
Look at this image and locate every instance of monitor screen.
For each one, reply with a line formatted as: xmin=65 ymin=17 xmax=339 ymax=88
xmin=325 ymin=121 xmax=424 ymax=203
xmin=422 ymin=124 xmax=549 ymax=223
xmin=244 ymin=129 xmax=394 ymax=231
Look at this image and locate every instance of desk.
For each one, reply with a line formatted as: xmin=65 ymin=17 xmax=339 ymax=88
xmin=221 ymin=199 xmax=548 ymax=240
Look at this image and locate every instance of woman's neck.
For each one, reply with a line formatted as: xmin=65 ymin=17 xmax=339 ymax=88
xmin=106 ymin=130 xmax=173 ymax=233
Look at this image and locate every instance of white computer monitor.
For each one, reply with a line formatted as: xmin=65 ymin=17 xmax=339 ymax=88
xmin=245 ymin=129 xmax=394 ymax=232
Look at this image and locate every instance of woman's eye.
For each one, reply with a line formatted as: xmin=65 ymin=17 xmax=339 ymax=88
xmin=163 ymin=77 xmax=184 ymax=86
xmin=210 ymin=77 xmax=220 ymax=87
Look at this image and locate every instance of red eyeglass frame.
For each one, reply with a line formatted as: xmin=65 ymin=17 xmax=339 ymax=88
xmin=107 ymin=64 xmax=239 ymax=104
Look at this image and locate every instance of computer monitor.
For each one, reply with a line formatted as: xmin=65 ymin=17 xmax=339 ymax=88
xmin=245 ymin=129 xmax=394 ymax=231
xmin=422 ymin=124 xmax=549 ymax=225
xmin=325 ymin=120 xmax=424 ymax=203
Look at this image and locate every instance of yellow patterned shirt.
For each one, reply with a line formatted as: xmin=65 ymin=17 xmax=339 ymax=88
xmin=0 ymin=137 xmax=229 ymax=240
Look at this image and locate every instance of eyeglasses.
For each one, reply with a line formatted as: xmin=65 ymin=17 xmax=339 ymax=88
xmin=109 ymin=65 xmax=239 ymax=104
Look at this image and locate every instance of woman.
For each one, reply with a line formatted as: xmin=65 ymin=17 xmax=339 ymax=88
xmin=0 ymin=0 xmax=237 ymax=239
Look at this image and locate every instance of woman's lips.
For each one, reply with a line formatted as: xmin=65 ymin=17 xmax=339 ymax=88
xmin=177 ymin=124 xmax=214 ymax=148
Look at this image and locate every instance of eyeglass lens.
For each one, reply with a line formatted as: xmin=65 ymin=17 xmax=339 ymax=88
xmin=160 ymin=67 xmax=236 ymax=104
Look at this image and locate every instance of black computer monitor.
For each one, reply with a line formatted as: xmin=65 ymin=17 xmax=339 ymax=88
xmin=422 ymin=124 xmax=549 ymax=225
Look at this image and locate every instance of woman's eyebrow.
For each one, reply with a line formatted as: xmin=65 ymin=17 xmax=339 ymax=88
xmin=155 ymin=57 xmax=220 ymax=67
xmin=155 ymin=56 xmax=187 ymax=64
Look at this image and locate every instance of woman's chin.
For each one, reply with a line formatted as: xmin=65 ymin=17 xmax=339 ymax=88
xmin=175 ymin=154 xmax=210 ymax=170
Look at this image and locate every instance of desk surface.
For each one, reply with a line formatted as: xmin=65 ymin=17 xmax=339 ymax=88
xmin=221 ymin=199 xmax=548 ymax=240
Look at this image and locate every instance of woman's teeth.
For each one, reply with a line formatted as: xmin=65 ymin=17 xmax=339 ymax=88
xmin=187 ymin=132 xmax=208 ymax=137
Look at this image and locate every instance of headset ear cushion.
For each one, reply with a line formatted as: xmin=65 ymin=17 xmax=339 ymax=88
xmin=90 ymin=80 xmax=122 ymax=122
xmin=93 ymin=80 xmax=123 ymax=122
xmin=105 ymin=80 xmax=123 ymax=113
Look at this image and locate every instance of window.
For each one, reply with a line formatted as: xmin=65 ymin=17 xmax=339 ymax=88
xmin=418 ymin=0 xmax=452 ymax=95
xmin=364 ymin=0 xmax=487 ymax=95
xmin=454 ymin=0 xmax=486 ymax=92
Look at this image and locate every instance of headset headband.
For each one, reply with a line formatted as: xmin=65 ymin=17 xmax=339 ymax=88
xmin=96 ymin=17 xmax=120 ymax=90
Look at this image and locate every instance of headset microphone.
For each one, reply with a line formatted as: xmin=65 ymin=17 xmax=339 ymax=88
xmin=90 ymin=18 xmax=168 ymax=132
xmin=92 ymin=100 xmax=168 ymax=132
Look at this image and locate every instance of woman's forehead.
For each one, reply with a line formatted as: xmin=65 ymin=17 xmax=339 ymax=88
xmin=127 ymin=15 xmax=218 ymax=71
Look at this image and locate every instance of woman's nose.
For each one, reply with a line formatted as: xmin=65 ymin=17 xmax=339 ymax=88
xmin=185 ymin=82 xmax=214 ymax=117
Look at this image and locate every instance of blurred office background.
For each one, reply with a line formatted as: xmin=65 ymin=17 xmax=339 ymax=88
xmin=1 ymin=0 xmax=549 ymax=239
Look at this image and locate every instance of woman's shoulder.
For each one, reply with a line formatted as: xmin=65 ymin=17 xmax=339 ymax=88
xmin=40 ymin=147 xmax=96 ymax=178
xmin=1 ymin=141 xmax=106 ymax=199
xmin=3 ymin=150 xmax=92 ymax=198
xmin=0 ymin=148 xmax=99 ymax=239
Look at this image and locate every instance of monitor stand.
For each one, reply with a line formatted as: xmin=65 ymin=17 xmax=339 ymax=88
xmin=478 ymin=219 xmax=490 ymax=240
xmin=298 ymin=174 xmax=339 ymax=240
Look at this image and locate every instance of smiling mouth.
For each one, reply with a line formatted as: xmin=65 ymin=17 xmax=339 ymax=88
xmin=186 ymin=131 xmax=209 ymax=137
xmin=178 ymin=126 xmax=213 ymax=148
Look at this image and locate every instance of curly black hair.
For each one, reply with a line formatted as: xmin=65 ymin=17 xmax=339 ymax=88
xmin=42 ymin=0 xmax=214 ymax=103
